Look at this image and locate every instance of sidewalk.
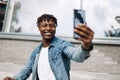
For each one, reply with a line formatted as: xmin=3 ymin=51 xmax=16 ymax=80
xmin=1 ymin=62 xmax=120 ymax=80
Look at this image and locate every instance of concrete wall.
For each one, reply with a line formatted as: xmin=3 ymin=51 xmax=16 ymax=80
xmin=0 ymin=38 xmax=120 ymax=75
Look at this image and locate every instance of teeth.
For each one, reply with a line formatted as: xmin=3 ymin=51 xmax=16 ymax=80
xmin=45 ymin=32 xmax=51 ymax=35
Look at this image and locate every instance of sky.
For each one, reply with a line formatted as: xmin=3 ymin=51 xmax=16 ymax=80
xmin=12 ymin=0 xmax=120 ymax=38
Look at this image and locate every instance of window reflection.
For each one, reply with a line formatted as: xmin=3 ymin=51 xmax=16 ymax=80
xmin=0 ymin=0 xmax=7 ymax=31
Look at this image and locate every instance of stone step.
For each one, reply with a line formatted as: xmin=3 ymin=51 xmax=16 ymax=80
xmin=71 ymin=49 xmax=120 ymax=75
xmin=85 ymin=49 xmax=118 ymax=65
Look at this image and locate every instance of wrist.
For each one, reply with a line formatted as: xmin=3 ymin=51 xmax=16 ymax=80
xmin=82 ymin=43 xmax=93 ymax=51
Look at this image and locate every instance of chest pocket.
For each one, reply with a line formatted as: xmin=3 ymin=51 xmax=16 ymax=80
xmin=51 ymin=48 xmax=63 ymax=67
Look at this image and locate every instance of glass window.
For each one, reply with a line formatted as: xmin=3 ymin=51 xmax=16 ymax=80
xmin=3 ymin=0 xmax=120 ymax=39
xmin=0 ymin=0 xmax=7 ymax=32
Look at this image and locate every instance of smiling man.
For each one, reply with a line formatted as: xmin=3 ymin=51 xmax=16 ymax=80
xmin=38 ymin=15 xmax=57 ymax=47
xmin=4 ymin=14 xmax=94 ymax=80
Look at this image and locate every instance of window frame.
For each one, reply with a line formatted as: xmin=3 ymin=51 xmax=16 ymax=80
xmin=1 ymin=0 xmax=120 ymax=45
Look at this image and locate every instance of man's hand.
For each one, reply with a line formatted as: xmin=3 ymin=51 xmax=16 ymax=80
xmin=3 ymin=76 xmax=14 ymax=80
xmin=74 ymin=24 xmax=94 ymax=50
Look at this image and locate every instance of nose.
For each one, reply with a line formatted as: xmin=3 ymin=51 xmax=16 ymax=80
xmin=46 ymin=25 xmax=51 ymax=30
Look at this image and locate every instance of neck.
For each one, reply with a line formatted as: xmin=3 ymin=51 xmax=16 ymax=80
xmin=42 ymin=39 xmax=52 ymax=47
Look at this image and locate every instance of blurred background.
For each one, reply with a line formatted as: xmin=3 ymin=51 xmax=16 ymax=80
xmin=0 ymin=0 xmax=120 ymax=80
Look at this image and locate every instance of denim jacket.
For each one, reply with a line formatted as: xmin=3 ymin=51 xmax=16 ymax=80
xmin=14 ymin=37 xmax=91 ymax=80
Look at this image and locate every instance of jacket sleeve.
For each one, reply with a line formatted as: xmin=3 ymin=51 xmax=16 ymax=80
xmin=13 ymin=48 xmax=38 ymax=80
xmin=63 ymin=41 xmax=92 ymax=62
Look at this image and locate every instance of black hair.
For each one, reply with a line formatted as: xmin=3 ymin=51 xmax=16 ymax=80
xmin=37 ymin=14 xmax=57 ymax=27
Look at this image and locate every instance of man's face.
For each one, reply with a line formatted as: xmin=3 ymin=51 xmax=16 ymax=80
xmin=38 ymin=20 xmax=56 ymax=41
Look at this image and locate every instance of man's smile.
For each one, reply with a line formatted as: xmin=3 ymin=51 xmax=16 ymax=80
xmin=44 ymin=31 xmax=53 ymax=35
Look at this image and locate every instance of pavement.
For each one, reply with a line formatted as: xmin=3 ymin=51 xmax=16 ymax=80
xmin=0 ymin=40 xmax=120 ymax=80
xmin=1 ymin=62 xmax=120 ymax=80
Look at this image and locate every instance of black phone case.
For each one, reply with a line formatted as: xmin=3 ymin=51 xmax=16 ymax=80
xmin=73 ymin=9 xmax=85 ymax=38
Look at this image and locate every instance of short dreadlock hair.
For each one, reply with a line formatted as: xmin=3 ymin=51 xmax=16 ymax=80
xmin=37 ymin=14 xmax=57 ymax=27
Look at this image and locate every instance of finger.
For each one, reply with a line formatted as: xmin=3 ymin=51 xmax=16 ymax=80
xmin=74 ymin=29 xmax=87 ymax=38
xmin=75 ymin=25 xmax=91 ymax=35
xmin=76 ymin=37 xmax=90 ymax=44
xmin=4 ymin=77 xmax=9 ymax=80
xmin=77 ymin=24 xmax=94 ymax=33
xmin=76 ymin=36 xmax=92 ymax=45
xmin=4 ymin=77 xmax=14 ymax=80
xmin=74 ymin=29 xmax=94 ymax=44
xmin=74 ymin=28 xmax=93 ymax=40
xmin=75 ymin=24 xmax=94 ymax=37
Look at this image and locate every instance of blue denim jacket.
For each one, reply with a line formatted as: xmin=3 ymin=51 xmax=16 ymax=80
xmin=14 ymin=37 xmax=91 ymax=80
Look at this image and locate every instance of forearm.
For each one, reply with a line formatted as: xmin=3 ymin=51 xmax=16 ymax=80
xmin=13 ymin=65 xmax=32 ymax=80
xmin=64 ymin=45 xmax=91 ymax=62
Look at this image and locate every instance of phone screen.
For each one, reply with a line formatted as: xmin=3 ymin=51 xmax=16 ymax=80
xmin=73 ymin=9 xmax=85 ymax=38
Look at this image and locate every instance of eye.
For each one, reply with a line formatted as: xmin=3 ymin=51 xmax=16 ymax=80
xmin=41 ymin=24 xmax=47 ymax=28
xmin=49 ymin=24 xmax=56 ymax=28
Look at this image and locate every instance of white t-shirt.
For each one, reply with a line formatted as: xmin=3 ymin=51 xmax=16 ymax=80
xmin=37 ymin=47 xmax=56 ymax=80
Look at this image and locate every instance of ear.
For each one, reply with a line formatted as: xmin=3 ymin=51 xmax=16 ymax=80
xmin=38 ymin=27 xmax=40 ymax=31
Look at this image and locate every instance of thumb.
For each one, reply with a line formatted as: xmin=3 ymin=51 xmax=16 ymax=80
xmin=3 ymin=76 xmax=14 ymax=80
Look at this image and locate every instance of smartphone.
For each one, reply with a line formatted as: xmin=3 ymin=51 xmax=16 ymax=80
xmin=73 ymin=9 xmax=85 ymax=38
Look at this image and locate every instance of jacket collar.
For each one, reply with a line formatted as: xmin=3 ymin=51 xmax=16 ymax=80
xmin=37 ymin=36 xmax=58 ymax=52
xmin=49 ymin=36 xmax=58 ymax=47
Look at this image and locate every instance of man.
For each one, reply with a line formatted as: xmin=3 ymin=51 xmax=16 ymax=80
xmin=4 ymin=14 xmax=94 ymax=80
